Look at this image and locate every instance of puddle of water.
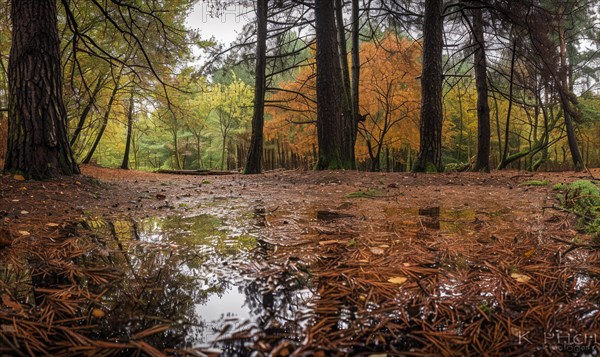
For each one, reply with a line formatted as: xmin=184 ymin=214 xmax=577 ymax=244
xmin=77 ymin=214 xmax=312 ymax=352
xmin=383 ymin=206 xmax=477 ymax=233
xmin=4 ymin=203 xmax=596 ymax=355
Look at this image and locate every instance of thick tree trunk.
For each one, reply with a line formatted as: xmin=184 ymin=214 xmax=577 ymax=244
xmin=335 ymin=0 xmax=355 ymax=168
xmin=472 ymin=8 xmax=491 ymax=172
xmin=413 ymin=0 xmax=444 ymax=172
xmin=244 ymin=0 xmax=268 ymax=174
xmin=315 ymin=0 xmax=348 ymax=170
xmin=5 ymin=0 xmax=79 ymax=179
xmin=120 ymin=92 xmax=134 ymax=170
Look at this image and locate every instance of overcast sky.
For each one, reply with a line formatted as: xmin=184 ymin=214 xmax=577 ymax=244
xmin=186 ymin=2 xmax=253 ymax=47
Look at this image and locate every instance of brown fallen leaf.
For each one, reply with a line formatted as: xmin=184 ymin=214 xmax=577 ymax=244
xmin=13 ymin=175 xmax=25 ymax=181
xmin=46 ymin=223 xmax=60 ymax=228
xmin=18 ymin=231 xmax=30 ymax=236
xmin=2 ymin=294 xmax=21 ymax=311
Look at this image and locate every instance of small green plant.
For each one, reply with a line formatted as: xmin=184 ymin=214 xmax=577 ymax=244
xmin=557 ymin=180 xmax=600 ymax=234
xmin=345 ymin=189 xmax=384 ymax=198
xmin=552 ymin=183 xmax=568 ymax=191
xmin=478 ymin=300 xmax=493 ymax=317
xmin=520 ymin=179 xmax=549 ymax=187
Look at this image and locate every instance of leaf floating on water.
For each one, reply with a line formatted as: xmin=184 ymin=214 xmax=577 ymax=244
xmin=388 ymin=276 xmax=408 ymax=284
xmin=13 ymin=175 xmax=25 ymax=181
xmin=92 ymin=309 xmax=106 ymax=318
xmin=510 ymin=273 xmax=531 ymax=283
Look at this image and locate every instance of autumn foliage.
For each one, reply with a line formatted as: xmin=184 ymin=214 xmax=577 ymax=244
xmin=266 ymin=33 xmax=423 ymax=170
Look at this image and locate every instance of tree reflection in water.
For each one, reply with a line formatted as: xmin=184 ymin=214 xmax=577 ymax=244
xmin=77 ymin=214 xmax=313 ymax=354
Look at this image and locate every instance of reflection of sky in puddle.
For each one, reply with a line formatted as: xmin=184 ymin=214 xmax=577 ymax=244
xmin=88 ymin=214 xmax=314 ymax=351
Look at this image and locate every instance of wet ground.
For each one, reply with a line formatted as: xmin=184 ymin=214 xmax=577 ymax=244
xmin=0 ymin=167 xmax=598 ymax=356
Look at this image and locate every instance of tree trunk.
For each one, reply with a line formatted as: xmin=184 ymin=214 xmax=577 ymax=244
xmin=413 ymin=0 xmax=444 ymax=172
xmin=70 ymin=73 xmax=107 ymax=146
xmin=244 ymin=0 xmax=268 ymax=174
xmin=315 ymin=0 xmax=347 ymax=170
xmin=498 ymin=41 xmax=516 ymax=170
xmin=350 ymin=0 xmax=361 ymax=167
xmin=472 ymin=7 xmax=491 ymax=172
xmin=120 ymin=91 xmax=134 ymax=170
xmin=81 ymin=74 xmax=121 ymax=164
xmin=5 ymin=0 xmax=79 ymax=179
xmin=220 ymin=135 xmax=227 ymax=170
xmin=335 ymin=0 xmax=355 ymax=168
xmin=558 ymin=9 xmax=583 ymax=171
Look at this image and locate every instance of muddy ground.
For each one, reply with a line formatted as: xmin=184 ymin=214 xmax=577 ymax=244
xmin=0 ymin=166 xmax=598 ymax=356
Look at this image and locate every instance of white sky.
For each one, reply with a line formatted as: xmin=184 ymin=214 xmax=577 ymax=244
xmin=186 ymin=2 xmax=253 ymax=47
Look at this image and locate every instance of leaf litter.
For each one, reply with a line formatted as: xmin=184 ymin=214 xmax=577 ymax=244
xmin=0 ymin=166 xmax=598 ymax=356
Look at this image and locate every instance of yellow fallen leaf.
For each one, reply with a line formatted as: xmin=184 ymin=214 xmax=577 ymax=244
xmin=18 ymin=231 xmax=30 ymax=236
xmin=13 ymin=175 xmax=25 ymax=181
xmin=388 ymin=276 xmax=408 ymax=284
xmin=523 ymin=248 xmax=536 ymax=257
xmin=46 ymin=223 xmax=60 ymax=228
xmin=510 ymin=273 xmax=531 ymax=283
xmin=92 ymin=309 xmax=106 ymax=318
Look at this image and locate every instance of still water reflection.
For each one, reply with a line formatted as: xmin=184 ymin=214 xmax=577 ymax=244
xmin=81 ymin=214 xmax=312 ymax=353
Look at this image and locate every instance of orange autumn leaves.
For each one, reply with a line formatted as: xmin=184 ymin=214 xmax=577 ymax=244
xmin=265 ymin=33 xmax=422 ymax=164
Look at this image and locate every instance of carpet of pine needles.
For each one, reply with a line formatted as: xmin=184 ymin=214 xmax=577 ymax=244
xmin=0 ymin=167 xmax=598 ymax=356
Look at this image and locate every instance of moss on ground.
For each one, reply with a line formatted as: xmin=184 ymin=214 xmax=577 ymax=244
xmin=557 ymin=180 xmax=600 ymax=234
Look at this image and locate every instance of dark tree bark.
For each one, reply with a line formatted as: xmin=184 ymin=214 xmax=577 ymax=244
xmin=472 ymin=8 xmax=491 ymax=172
xmin=351 ymin=0 xmax=361 ymax=158
xmin=4 ymin=0 xmax=79 ymax=179
xmin=335 ymin=0 xmax=355 ymax=168
xmin=498 ymin=41 xmax=516 ymax=170
xmin=120 ymin=92 xmax=134 ymax=170
xmin=557 ymin=9 xmax=583 ymax=171
xmin=244 ymin=0 xmax=268 ymax=174
xmin=315 ymin=0 xmax=350 ymax=170
xmin=413 ymin=0 xmax=444 ymax=172
xmin=70 ymin=73 xmax=107 ymax=146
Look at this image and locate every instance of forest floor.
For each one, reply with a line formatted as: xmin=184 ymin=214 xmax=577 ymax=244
xmin=0 ymin=165 xmax=598 ymax=356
